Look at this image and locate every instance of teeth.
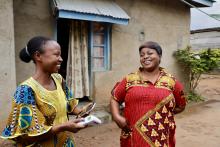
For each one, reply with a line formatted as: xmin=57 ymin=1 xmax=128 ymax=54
xmin=144 ymin=60 xmax=151 ymax=64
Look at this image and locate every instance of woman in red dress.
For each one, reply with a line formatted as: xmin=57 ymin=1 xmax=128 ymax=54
xmin=110 ymin=41 xmax=186 ymax=147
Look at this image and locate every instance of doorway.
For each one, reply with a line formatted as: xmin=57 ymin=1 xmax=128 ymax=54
xmin=57 ymin=18 xmax=70 ymax=79
xmin=57 ymin=19 xmax=91 ymax=100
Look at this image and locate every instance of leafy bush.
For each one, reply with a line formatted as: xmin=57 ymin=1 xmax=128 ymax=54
xmin=175 ymin=46 xmax=220 ymax=102
xmin=187 ymin=91 xmax=204 ymax=102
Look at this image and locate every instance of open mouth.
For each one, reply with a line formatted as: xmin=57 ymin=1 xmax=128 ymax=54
xmin=143 ymin=60 xmax=152 ymax=65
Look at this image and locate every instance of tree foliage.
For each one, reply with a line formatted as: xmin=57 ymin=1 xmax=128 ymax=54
xmin=175 ymin=46 xmax=220 ymax=101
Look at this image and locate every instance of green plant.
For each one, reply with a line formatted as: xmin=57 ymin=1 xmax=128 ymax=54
xmin=187 ymin=91 xmax=204 ymax=102
xmin=175 ymin=46 xmax=220 ymax=101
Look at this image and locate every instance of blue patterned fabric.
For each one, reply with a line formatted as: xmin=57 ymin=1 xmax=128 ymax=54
xmin=2 ymin=85 xmax=35 ymax=137
xmin=19 ymin=106 xmax=32 ymax=130
xmin=14 ymin=85 xmax=35 ymax=105
xmin=64 ymin=83 xmax=73 ymax=100
xmin=2 ymin=127 xmax=12 ymax=137
xmin=64 ymin=138 xmax=74 ymax=147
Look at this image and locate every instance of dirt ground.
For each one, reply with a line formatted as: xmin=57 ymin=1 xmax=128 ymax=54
xmin=1 ymin=74 xmax=220 ymax=147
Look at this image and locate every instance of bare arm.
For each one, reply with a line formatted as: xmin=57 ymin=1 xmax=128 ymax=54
xmin=16 ymin=118 xmax=85 ymax=145
xmin=110 ymin=98 xmax=129 ymax=130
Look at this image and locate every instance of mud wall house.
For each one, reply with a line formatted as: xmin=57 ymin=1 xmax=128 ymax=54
xmin=0 ymin=0 xmax=214 ymax=130
xmin=0 ymin=0 xmax=16 ymax=131
xmin=190 ymin=27 xmax=220 ymax=49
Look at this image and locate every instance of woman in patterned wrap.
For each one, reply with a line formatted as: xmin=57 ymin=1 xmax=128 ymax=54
xmin=110 ymin=41 xmax=186 ymax=147
xmin=1 ymin=36 xmax=87 ymax=146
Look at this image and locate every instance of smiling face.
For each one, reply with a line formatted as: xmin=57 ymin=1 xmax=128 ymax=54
xmin=36 ymin=40 xmax=63 ymax=73
xmin=139 ymin=47 xmax=161 ymax=72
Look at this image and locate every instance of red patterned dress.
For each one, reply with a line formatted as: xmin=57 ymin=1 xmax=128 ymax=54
xmin=112 ymin=68 xmax=186 ymax=147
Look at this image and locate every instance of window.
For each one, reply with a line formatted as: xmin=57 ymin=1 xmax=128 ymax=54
xmin=90 ymin=22 xmax=111 ymax=71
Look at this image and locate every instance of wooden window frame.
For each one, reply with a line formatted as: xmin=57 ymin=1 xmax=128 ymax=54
xmin=89 ymin=22 xmax=111 ymax=72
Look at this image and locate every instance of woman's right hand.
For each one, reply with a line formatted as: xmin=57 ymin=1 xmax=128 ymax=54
xmin=115 ymin=115 xmax=131 ymax=133
xmin=115 ymin=115 xmax=127 ymax=128
xmin=110 ymin=98 xmax=131 ymax=132
xmin=49 ymin=118 xmax=86 ymax=138
xmin=64 ymin=118 xmax=86 ymax=133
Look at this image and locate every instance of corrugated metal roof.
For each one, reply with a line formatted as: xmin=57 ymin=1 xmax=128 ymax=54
xmin=184 ymin=0 xmax=215 ymax=7
xmin=191 ymin=27 xmax=220 ymax=33
xmin=53 ymin=0 xmax=130 ymax=20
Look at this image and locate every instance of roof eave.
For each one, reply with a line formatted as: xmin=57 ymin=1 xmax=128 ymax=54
xmin=58 ymin=10 xmax=129 ymax=25
xmin=185 ymin=0 xmax=215 ymax=7
xmin=191 ymin=27 xmax=220 ymax=33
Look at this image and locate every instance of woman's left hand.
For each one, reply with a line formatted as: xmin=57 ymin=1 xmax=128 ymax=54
xmin=77 ymin=102 xmax=94 ymax=118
